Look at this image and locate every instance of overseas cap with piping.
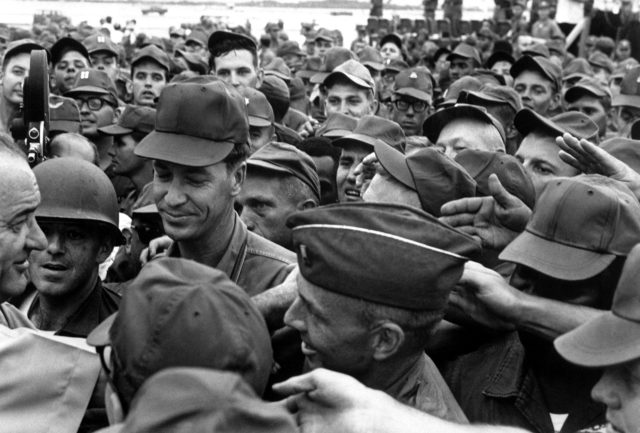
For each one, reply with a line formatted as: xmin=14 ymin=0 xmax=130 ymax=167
xmin=500 ymin=175 xmax=640 ymax=281
xmin=287 ymin=202 xmax=481 ymax=310
xmin=135 ymin=81 xmax=249 ymax=167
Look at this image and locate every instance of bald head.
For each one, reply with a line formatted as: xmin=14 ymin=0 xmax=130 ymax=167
xmin=435 ymin=118 xmax=505 ymax=159
xmin=49 ymin=133 xmax=98 ymax=165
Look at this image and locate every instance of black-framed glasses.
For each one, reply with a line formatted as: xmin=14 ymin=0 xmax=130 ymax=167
xmin=131 ymin=224 xmax=164 ymax=245
xmin=97 ymin=345 xmax=113 ymax=376
xmin=75 ymin=96 xmax=113 ymax=111
xmin=394 ymin=99 xmax=428 ymax=113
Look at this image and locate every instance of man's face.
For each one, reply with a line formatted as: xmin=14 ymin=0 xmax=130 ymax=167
xmin=434 ymin=118 xmax=504 ymax=159
xmin=312 ymin=155 xmax=337 ymax=204
xmin=237 ymin=171 xmax=300 ymax=249
xmin=567 ymin=95 xmax=608 ymax=137
xmin=380 ymin=42 xmax=402 ymax=61
xmin=213 ymin=49 xmax=261 ymax=89
xmin=336 ymin=142 xmax=371 ymax=202
xmin=616 ymin=40 xmax=631 ymax=61
xmin=0 ymin=163 xmax=47 ymax=300
xmin=185 ymin=41 xmax=205 ymax=56
xmin=325 ymin=83 xmax=374 ymax=118
xmin=615 ymin=105 xmax=640 ymax=137
xmin=284 ymin=272 xmax=374 ymax=376
xmin=53 ymin=51 xmax=90 ymax=94
xmin=29 ymin=221 xmax=110 ymax=298
xmin=90 ymin=52 xmax=118 ymax=82
xmin=74 ymin=93 xmax=116 ymax=138
xmin=391 ymin=96 xmax=430 ymax=136
xmin=448 ymin=57 xmax=474 ymax=81
xmin=592 ymin=359 xmax=640 ymax=433
xmin=592 ymin=66 xmax=610 ymax=86
xmin=132 ymin=60 xmax=167 ymax=107
xmin=1 ymin=52 xmax=30 ymax=105
xmin=434 ymin=54 xmax=450 ymax=76
xmin=110 ymin=134 xmax=145 ymax=176
xmin=152 ymin=159 xmax=242 ymax=242
xmin=249 ymin=125 xmax=273 ymax=152
xmin=313 ymin=40 xmax=333 ymax=57
xmin=491 ymin=60 xmax=512 ymax=77
xmin=513 ymin=70 xmax=558 ymax=115
xmin=515 ymin=132 xmax=580 ymax=197
xmin=282 ymin=53 xmax=303 ymax=73
xmin=477 ymin=35 xmax=492 ymax=51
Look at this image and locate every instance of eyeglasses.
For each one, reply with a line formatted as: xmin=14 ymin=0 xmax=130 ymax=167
xmin=75 ymin=96 xmax=113 ymax=111
xmin=131 ymin=223 xmax=164 ymax=245
xmin=394 ymin=99 xmax=428 ymax=113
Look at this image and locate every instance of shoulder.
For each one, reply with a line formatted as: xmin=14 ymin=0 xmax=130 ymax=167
xmin=0 ymin=302 xmax=36 ymax=329
xmin=246 ymin=231 xmax=296 ymax=265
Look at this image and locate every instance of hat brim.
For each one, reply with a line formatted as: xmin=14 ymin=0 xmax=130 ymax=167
xmin=554 ymin=312 xmax=640 ymax=367
xmin=50 ymin=120 xmax=80 ymax=134
xmin=86 ymin=313 xmax=117 ymax=347
xmin=135 ymin=130 xmax=235 ymax=167
xmin=132 ymin=203 xmax=159 ymax=215
xmin=247 ymin=159 xmax=291 ymax=176
xmin=613 ymin=94 xmax=640 ymax=108
xmin=333 ymin=133 xmax=381 ymax=149
xmin=320 ymin=128 xmax=353 ymax=138
xmin=99 ymin=124 xmax=133 ymax=136
xmin=374 ymin=141 xmax=414 ymax=189
xmin=394 ymin=88 xmax=431 ymax=102
xmin=510 ymin=56 xmax=555 ymax=84
xmin=514 ymin=108 xmax=563 ymax=138
xmin=310 ymin=72 xmax=330 ymax=84
xmin=65 ymin=86 xmax=111 ymax=97
xmin=498 ymin=230 xmax=616 ymax=280
xmin=248 ymin=115 xmax=272 ymax=128
xmin=423 ymin=105 xmax=496 ymax=144
xmin=362 ymin=61 xmax=384 ymax=72
xmin=323 ymin=71 xmax=372 ymax=89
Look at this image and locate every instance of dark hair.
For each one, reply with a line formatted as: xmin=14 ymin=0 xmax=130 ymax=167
xmin=208 ymin=38 xmax=258 ymax=72
xmin=223 ymin=141 xmax=250 ymax=170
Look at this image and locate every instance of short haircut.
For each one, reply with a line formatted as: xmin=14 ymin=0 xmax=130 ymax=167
xmin=223 ymin=142 xmax=251 ymax=170
xmin=209 ymin=38 xmax=258 ymax=72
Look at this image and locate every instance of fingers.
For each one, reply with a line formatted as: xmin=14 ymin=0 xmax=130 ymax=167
xmin=273 ymin=373 xmax=318 ymax=397
xmin=487 ymin=174 xmax=514 ymax=208
xmin=439 ymin=212 xmax=476 ymax=227
xmin=440 ymin=197 xmax=483 ymax=217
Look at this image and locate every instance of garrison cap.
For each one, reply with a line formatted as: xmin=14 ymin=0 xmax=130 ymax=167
xmin=49 ymin=95 xmax=81 ymax=134
xmin=334 ymin=115 xmax=405 ymax=151
xmin=287 ymin=202 xmax=481 ymax=310
xmin=248 ymin=141 xmax=321 ymax=202
xmin=83 ymin=33 xmax=119 ymax=57
xmin=316 ymin=112 xmax=358 ymax=138
xmin=99 ymin=105 xmax=156 ymax=136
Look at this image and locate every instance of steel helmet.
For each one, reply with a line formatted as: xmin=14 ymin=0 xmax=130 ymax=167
xmin=33 ymin=157 xmax=125 ymax=245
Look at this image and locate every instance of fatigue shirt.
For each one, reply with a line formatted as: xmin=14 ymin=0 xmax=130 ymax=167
xmin=385 ymin=353 xmax=469 ymax=423
xmin=167 ymin=213 xmax=296 ymax=296
xmin=443 ymin=332 xmax=605 ymax=433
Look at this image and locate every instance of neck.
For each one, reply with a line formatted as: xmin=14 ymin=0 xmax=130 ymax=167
xmin=177 ymin=207 xmax=236 ymax=268
xmin=358 ymin=353 xmax=422 ymax=393
xmin=93 ymin=136 xmax=114 ymax=170
xmin=129 ymin=163 xmax=153 ymax=192
xmin=0 ymin=98 xmax=19 ymax=132
xmin=31 ymin=271 xmax=99 ymax=331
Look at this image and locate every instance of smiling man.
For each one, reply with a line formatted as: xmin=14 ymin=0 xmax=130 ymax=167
xmin=129 ymin=45 xmax=170 ymax=108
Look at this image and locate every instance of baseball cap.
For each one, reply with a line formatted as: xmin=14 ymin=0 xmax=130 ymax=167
xmin=601 ymin=137 xmax=640 ymax=174
xmin=259 ymin=75 xmax=291 ymax=116
xmin=393 ymin=67 xmax=434 ymax=103
xmin=316 ymin=112 xmax=358 ymax=138
xmin=264 ymin=57 xmax=292 ymax=83
xmin=310 ymin=47 xmax=357 ymax=84
xmin=208 ymin=30 xmax=257 ymax=54
xmin=83 ymin=33 xmax=119 ymax=57
xmin=2 ymin=39 xmax=48 ymax=67
xmin=277 ymin=40 xmax=305 ymax=58
xmin=322 ymin=59 xmax=375 ymax=90
xmin=375 ymin=143 xmax=477 ymax=216
xmin=485 ymin=51 xmax=515 ymax=69
xmin=522 ymin=43 xmax=550 ymax=58
xmin=358 ymin=45 xmax=384 ymax=71
xmin=296 ymin=56 xmax=323 ymax=79
xmin=613 ymin=66 xmax=640 ymax=108
xmin=131 ymin=44 xmax=170 ymax=72
xmin=174 ymin=49 xmax=208 ymax=75
xmin=135 ymin=81 xmax=249 ymax=167
xmin=241 ymin=87 xmax=274 ymax=128
xmin=447 ymin=43 xmax=481 ymax=65
xmin=99 ymin=105 xmax=156 ymax=136
xmin=564 ymin=77 xmax=612 ymax=103
xmin=314 ymin=28 xmax=335 ymax=42
xmin=499 ymin=175 xmax=640 ymax=280
xmin=510 ymin=55 xmax=562 ymax=92
xmin=248 ymin=141 xmax=321 ymax=201
xmin=115 ymin=368 xmax=297 ymax=433
xmin=555 ymin=243 xmax=640 ymax=367
xmin=86 ymin=258 xmax=273 ymax=395
xmin=438 ymin=76 xmax=483 ymax=109
xmin=380 ymin=33 xmax=403 ymax=51
xmin=454 ymin=149 xmax=536 ymax=209
xmin=514 ymin=108 xmax=599 ymax=142
xmin=287 ymin=202 xmax=481 ymax=311
xmin=588 ymin=51 xmax=614 ymax=74
xmin=423 ymin=103 xmax=506 ymax=145
xmin=334 ymin=115 xmax=405 ymax=151
xmin=563 ymin=58 xmax=593 ymax=83
xmin=383 ymin=58 xmax=410 ymax=74
xmin=51 ymin=36 xmax=90 ymax=65
xmin=49 ymin=95 xmax=81 ymax=134
xmin=65 ymin=68 xmax=118 ymax=103
xmin=186 ymin=29 xmax=208 ymax=47
xmin=458 ymin=84 xmax=523 ymax=114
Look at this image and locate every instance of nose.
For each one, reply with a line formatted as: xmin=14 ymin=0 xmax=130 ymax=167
xmin=591 ymin=370 xmax=622 ymax=410
xmin=79 ymin=101 xmax=91 ymax=115
xmin=44 ymin=230 xmax=65 ymax=255
xmin=283 ymin=296 xmax=306 ymax=332
xmin=163 ymin=178 xmax=188 ymax=208
xmin=26 ymin=219 xmax=47 ymax=252
xmin=229 ymin=71 xmax=240 ymax=87
xmin=239 ymin=207 xmax=256 ymax=231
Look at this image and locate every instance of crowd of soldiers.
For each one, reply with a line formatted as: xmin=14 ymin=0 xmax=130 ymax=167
xmin=1 ymin=1 xmax=640 ymax=432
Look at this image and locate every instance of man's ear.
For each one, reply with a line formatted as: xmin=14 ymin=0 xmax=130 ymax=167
xmin=105 ymin=381 xmax=125 ymax=425
xmin=370 ymin=321 xmax=405 ymax=362
xmin=230 ymin=162 xmax=247 ymax=197
xmin=549 ymin=91 xmax=562 ymax=112
xmin=256 ymin=68 xmax=264 ymax=88
xmin=125 ymin=80 xmax=132 ymax=95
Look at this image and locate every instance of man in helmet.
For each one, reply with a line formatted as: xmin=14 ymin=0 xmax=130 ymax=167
xmin=18 ymin=157 xmax=125 ymax=337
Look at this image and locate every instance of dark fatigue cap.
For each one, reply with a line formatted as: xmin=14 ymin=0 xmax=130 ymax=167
xmin=380 ymin=33 xmax=403 ymax=51
xmin=135 ymin=81 xmax=248 ymax=167
xmin=334 ymin=115 xmax=405 ymax=152
xmin=601 ymin=137 xmax=640 ymax=175
xmin=65 ymin=68 xmax=118 ymax=104
xmin=311 ymin=47 xmax=357 ymax=84
xmin=2 ymin=39 xmax=48 ymax=67
xmin=99 ymin=105 xmax=156 ymax=136
xmin=313 ymin=28 xmax=335 ymax=43
xmin=515 ymin=108 xmax=599 ymax=143
xmin=174 ymin=49 xmax=208 ymax=75
xmin=588 ymin=51 xmax=614 ymax=74
xmin=131 ymin=44 xmax=170 ymax=72
xmin=555 ymin=243 xmax=640 ymax=367
xmin=322 ymin=59 xmax=375 ymax=90
xmin=317 ymin=112 xmax=358 ymax=138
xmin=208 ymin=30 xmax=257 ymax=54
xmin=423 ymin=103 xmax=506 ymax=146
xmin=113 ymin=368 xmax=297 ymax=433
xmin=358 ymin=45 xmax=384 ymax=71
xmin=438 ymin=76 xmax=483 ymax=109
xmin=296 ymin=56 xmax=322 ymax=80
xmin=248 ymin=141 xmax=321 ymax=202
xmin=458 ymin=84 xmax=522 ymax=113
xmin=393 ymin=67 xmax=433 ymax=103
xmin=51 ymin=36 xmax=90 ymax=65
xmin=613 ymin=66 xmax=640 ymax=109
xmin=500 ymin=175 xmax=640 ymax=281
xmin=447 ymin=42 xmax=481 ymax=65
xmin=49 ymin=95 xmax=81 ymax=134
xmin=289 ymin=77 xmax=306 ymax=100
xmin=87 ymin=258 xmax=273 ymax=395
xmin=186 ymin=29 xmax=208 ymax=48
xmin=264 ymin=57 xmax=292 ymax=83
xmin=383 ymin=58 xmax=410 ymax=74
xmin=277 ymin=40 xmax=306 ymax=58
xmin=485 ymin=50 xmax=515 ymax=69
xmin=454 ymin=149 xmax=536 ymax=209
xmin=510 ymin=55 xmax=562 ymax=93
xmin=564 ymin=77 xmax=612 ymax=103
xmin=522 ymin=43 xmax=550 ymax=58
xmin=562 ymin=58 xmax=593 ymax=83
xmin=83 ymin=33 xmax=118 ymax=57
xmin=241 ymin=87 xmax=274 ymax=127
xmin=286 ymin=202 xmax=481 ymax=311
xmin=375 ymin=143 xmax=476 ymax=217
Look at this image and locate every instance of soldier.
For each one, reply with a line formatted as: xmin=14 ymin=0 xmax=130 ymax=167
xmin=390 ymin=68 xmax=433 ymax=137
xmin=129 ymin=45 xmax=170 ymax=108
xmin=50 ymin=37 xmax=91 ymax=96
xmin=511 ymin=55 xmax=562 ymax=116
xmin=83 ymin=34 xmax=120 ymax=83
xmin=208 ymin=30 xmax=263 ymax=89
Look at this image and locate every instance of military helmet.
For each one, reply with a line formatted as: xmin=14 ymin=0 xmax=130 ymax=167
xmin=33 ymin=157 xmax=125 ymax=245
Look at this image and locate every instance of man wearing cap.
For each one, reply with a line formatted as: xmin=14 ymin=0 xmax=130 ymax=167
xmin=185 ymin=29 xmax=208 ymax=57
xmin=531 ymin=1 xmax=565 ymax=41
xmin=242 ymin=87 xmax=276 ymax=152
xmin=511 ymin=55 xmax=562 ymax=116
xmin=564 ymin=77 xmax=613 ymax=139
xmin=284 ymin=202 xmax=480 ymax=421
xmin=514 ymin=108 xmax=599 ymax=196
xmin=322 ymin=59 xmax=377 ymax=119
xmin=208 ymin=30 xmax=263 ymax=89
xmin=612 ymin=66 xmax=640 ymax=138
xmin=48 ymin=95 xmax=82 ymax=139
xmin=128 ymin=44 xmax=170 ymax=108
xmin=134 ymin=81 xmax=295 ymax=296
xmin=51 ymin=37 xmax=91 ymax=96
xmin=84 ymin=33 xmax=120 ymax=83
xmin=447 ymin=43 xmax=481 ymax=82
xmin=313 ymin=28 xmax=335 ymax=59
xmin=237 ymin=142 xmax=320 ymax=250
xmin=423 ymin=103 xmax=506 ymax=159
xmin=277 ymin=41 xmax=306 ymax=74
xmin=390 ymin=67 xmax=433 ymax=137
